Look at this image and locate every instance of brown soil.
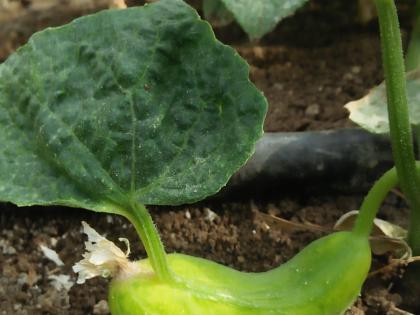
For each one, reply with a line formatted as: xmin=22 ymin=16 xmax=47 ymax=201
xmin=0 ymin=0 xmax=413 ymax=132
xmin=242 ymin=37 xmax=383 ymax=132
xmin=0 ymin=0 xmax=419 ymax=314
xmin=0 ymin=193 xmax=413 ymax=315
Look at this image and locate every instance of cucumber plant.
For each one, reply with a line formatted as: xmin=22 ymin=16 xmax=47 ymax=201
xmin=0 ymin=0 xmax=417 ymax=314
xmin=0 ymin=0 xmax=267 ymax=280
xmin=346 ymin=0 xmax=420 ymax=256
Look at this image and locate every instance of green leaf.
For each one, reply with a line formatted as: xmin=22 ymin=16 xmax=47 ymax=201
xmin=203 ymin=0 xmax=234 ymax=27
xmin=218 ymin=0 xmax=309 ymax=40
xmin=345 ymin=70 xmax=420 ymax=134
xmin=0 ymin=0 xmax=267 ymax=213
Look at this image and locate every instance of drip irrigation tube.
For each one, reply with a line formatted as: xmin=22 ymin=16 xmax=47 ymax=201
xmin=227 ymin=128 xmax=399 ymax=195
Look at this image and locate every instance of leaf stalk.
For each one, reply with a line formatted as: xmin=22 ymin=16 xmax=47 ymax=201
xmin=374 ymin=0 xmax=420 ymax=254
xmin=353 ymin=163 xmax=420 ymax=239
xmin=124 ymin=202 xmax=173 ymax=282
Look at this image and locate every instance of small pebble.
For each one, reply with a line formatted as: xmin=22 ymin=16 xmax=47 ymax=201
xmin=205 ymin=208 xmax=218 ymax=222
xmin=273 ymin=83 xmax=284 ymax=91
xmin=305 ymin=104 xmax=320 ymax=118
xmin=93 ymin=300 xmax=110 ymax=315
xmin=351 ymin=65 xmax=362 ymax=74
xmin=253 ymin=46 xmax=265 ymax=59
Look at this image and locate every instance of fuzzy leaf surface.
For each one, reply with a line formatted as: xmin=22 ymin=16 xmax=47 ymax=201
xmin=0 ymin=0 xmax=267 ymax=212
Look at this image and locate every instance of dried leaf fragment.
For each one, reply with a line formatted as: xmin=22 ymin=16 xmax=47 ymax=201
xmin=49 ymin=274 xmax=74 ymax=291
xmin=334 ymin=210 xmax=407 ymax=239
xmin=40 ymin=244 xmax=64 ymax=266
xmin=257 ymin=209 xmax=412 ymax=258
xmin=345 ymin=70 xmax=420 ymax=134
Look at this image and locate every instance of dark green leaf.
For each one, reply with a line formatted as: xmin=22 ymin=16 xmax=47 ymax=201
xmin=0 ymin=0 xmax=267 ymax=213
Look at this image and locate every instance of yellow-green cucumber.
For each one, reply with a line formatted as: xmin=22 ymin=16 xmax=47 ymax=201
xmin=109 ymin=232 xmax=370 ymax=315
xmin=108 ymin=164 xmax=406 ymax=315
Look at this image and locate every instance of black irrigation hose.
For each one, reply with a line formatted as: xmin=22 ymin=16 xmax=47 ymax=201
xmin=225 ymin=128 xmax=400 ymax=196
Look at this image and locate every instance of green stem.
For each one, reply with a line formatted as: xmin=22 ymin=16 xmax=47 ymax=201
xmin=374 ymin=0 xmax=420 ymax=254
xmin=354 ymin=162 xmax=420 ymax=238
xmin=406 ymin=1 xmax=420 ymax=160
xmin=123 ymin=202 xmax=173 ymax=281
xmin=353 ymin=167 xmax=398 ymax=237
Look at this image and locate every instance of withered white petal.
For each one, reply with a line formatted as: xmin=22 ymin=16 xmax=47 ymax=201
xmin=72 ymin=221 xmax=138 ymax=284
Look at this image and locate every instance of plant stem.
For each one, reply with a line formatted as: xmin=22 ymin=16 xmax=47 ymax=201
xmin=353 ymin=167 xmax=398 ymax=237
xmin=406 ymin=1 xmax=420 ymax=160
xmin=124 ymin=202 xmax=173 ymax=281
xmin=354 ymin=163 xmax=420 ymax=237
xmin=374 ymin=0 xmax=420 ymax=254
